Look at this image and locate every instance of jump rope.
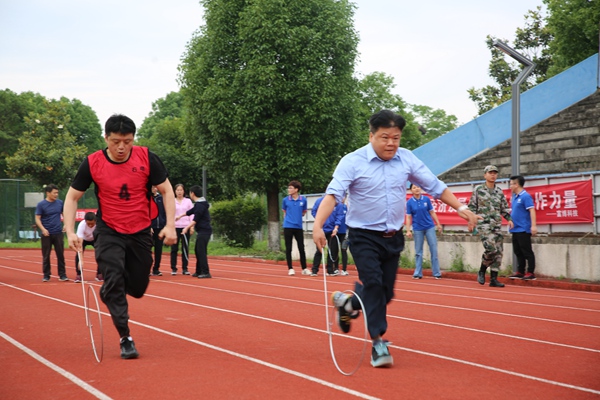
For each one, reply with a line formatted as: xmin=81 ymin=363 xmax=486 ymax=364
xmin=78 ymin=251 xmax=104 ymax=363
xmin=321 ymin=235 xmax=368 ymax=376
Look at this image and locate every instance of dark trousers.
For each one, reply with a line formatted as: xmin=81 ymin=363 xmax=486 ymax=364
xmin=95 ymin=224 xmax=153 ymax=338
xmin=283 ymin=228 xmax=307 ymax=270
xmin=312 ymin=231 xmax=335 ymax=274
xmin=195 ymin=233 xmax=211 ymax=275
xmin=348 ymin=229 xmax=404 ymax=340
xmin=152 ymin=229 xmax=164 ymax=273
xmin=512 ymin=232 xmax=536 ymax=274
xmin=75 ymin=240 xmax=98 ymax=275
xmin=170 ymin=228 xmax=190 ymax=271
xmin=41 ymin=233 xmax=66 ymax=278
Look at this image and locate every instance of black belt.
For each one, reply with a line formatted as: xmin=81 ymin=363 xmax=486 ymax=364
xmin=351 ymin=227 xmax=403 ymax=238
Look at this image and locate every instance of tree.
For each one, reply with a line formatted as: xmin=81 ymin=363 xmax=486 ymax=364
xmin=357 ymin=72 xmax=457 ymax=150
xmin=0 ymin=90 xmax=103 ymax=178
xmin=136 ymin=92 xmax=211 ymax=198
xmin=61 ymin=97 xmax=104 ymax=153
xmin=179 ymin=0 xmax=360 ymax=251
xmin=544 ymin=0 xmax=600 ymax=77
xmin=138 ymin=91 xmax=185 ymax=140
xmin=5 ymin=100 xmax=87 ymax=188
xmin=0 ymin=90 xmax=47 ymax=178
xmin=409 ymin=104 xmax=459 ymax=143
xmin=469 ymin=2 xmax=599 ymax=115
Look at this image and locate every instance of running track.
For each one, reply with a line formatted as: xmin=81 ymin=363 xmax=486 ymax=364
xmin=1 ymin=249 xmax=599 ymax=399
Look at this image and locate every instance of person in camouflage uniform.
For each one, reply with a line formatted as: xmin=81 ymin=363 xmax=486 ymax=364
xmin=468 ymin=165 xmax=514 ymax=287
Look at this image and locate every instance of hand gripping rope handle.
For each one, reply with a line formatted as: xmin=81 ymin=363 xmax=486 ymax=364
xmin=322 ymin=238 xmax=368 ymax=376
xmin=78 ymin=251 xmax=104 ymax=363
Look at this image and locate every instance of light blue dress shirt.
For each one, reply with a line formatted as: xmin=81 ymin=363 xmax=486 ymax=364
xmin=326 ymin=143 xmax=447 ymax=232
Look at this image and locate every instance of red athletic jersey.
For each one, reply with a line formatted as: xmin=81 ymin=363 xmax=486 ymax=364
xmin=87 ymin=146 xmax=154 ymax=234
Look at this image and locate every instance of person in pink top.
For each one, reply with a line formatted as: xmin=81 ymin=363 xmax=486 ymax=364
xmin=171 ymin=184 xmax=194 ymax=275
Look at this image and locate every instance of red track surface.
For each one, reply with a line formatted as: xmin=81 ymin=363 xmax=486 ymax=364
xmin=1 ymin=249 xmax=599 ymax=399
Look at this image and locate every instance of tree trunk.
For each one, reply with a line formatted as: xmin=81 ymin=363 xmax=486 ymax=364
xmin=266 ymin=188 xmax=281 ymax=252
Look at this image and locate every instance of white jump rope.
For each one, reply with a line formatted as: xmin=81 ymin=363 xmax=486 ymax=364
xmin=322 ymin=235 xmax=368 ymax=375
xmin=78 ymin=250 xmax=104 ymax=362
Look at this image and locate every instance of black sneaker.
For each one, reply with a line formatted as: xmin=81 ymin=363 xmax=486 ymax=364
xmin=42 ymin=276 xmax=50 ymax=282
xmin=198 ymin=273 xmax=212 ymax=279
xmin=120 ymin=337 xmax=139 ymax=359
xmin=59 ymin=276 xmax=69 ymax=282
xmin=151 ymin=271 xmax=162 ymax=276
xmin=192 ymin=273 xmax=200 ymax=277
xmin=509 ymin=272 xmax=524 ymax=279
xmin=182 ymin=270 xmax=190 ymax=275
xmin=523 ymin=273 xmax=536 ymax=280
xmin=371 ymin=339 xmax=393 ymax=367
xmin=331 ymin=291 xmax=359 ymax=333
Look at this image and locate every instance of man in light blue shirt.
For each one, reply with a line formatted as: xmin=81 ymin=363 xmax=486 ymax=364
xmin=314 ymin=110 xmax=479 ymax=368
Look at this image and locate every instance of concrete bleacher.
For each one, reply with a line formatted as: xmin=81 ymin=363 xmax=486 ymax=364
xmin=413 ymin=53 xmax=599 ymax=179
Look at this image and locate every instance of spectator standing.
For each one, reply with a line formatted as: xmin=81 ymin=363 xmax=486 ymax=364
xmin=468 ymin=165 xmax=514 ymax=287
xmin=180 ymin=185 xmax=212 ymax=279
xmin=509 ymin=175 xmax=537 ymax=280
xmin=282 ymin=181 xmax=309 ymax=276
xmin=171 ymin=184 xmax=193 ymax=275
xmin=313 ymin=110 xmax=479 ymax=368
xmin=35 ymin=184 xmax=67 ymax=282
xmin=405 ymin=184 xmax=442 ymax=279
xmin=74 ymin=211 xmax=102 ymax=282
xmin=151 ymin=186 xmax=167 ymax=276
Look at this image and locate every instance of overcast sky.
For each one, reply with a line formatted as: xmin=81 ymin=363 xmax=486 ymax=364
xmin=0 ymin=0 xmax=543 ymax=129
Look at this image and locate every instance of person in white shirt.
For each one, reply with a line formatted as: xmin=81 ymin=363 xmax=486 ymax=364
xmin=74 ymin=212 xmax=102 ymax=282
xmin=170 ymin=184 xmax=194 ymax=275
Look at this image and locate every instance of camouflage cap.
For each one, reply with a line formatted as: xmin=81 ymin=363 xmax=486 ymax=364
xmin=484 ymin=165 xmax=499 ymax=173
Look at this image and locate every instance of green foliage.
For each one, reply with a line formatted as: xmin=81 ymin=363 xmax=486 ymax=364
xmin=544 ymin=0 xmax=600 ymax=77
xmin=179 ymin=0 xmax=360 ymax=195
xmin=469 ymin=2 xmax=600 ymax=116
xmin=0 ymin=90 xmax=102 ymax=179
xmin=449 ymin=244 xmax=467 ymax=272
xmin=210 ymin=195 xmax=266 ymax=248
xmin=5 ymin=100 xmax=87 ymax=188
xmin=60 ymin=97 xmax=104 ymax=153
xmin=357 ymin=72 xmax=459 ymax=149
xmin=138 ymin=92 xmax=185 ymax=140
xmin=409 ymin=104 xmax=459 ymax=143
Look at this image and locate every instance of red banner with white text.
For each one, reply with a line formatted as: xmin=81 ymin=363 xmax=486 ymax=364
xmin=411 ymin=180 xmax=594 ymax=225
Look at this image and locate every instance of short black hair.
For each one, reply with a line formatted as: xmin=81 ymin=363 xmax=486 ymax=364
xmin=189 ymin=185 xmax=203 ymax=197
xmin=84 ymin=212 xmax=96 ymax=221
xmin=510 ymin=175 xmax=525 ymax=187
xmin=44 ymin=184 xmax=58 ymax=193
xmin=105 ymin=114 xmax=136 ymax=136
xmin=288 ymin=180 xmax=302 ymax=190
xmin=369 ymin=110 xmax=406 ymax=133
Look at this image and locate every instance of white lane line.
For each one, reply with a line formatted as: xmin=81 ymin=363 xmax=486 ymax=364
xmin=2 ymin=281 xmax=600 ymax=397
xmin=0 ymin=282 xmax=378 ymax=400
xmin=0 ymin=331 xmax=112 ymax=400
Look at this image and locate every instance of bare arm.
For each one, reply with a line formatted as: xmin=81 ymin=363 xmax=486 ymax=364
xmin=156 ymin=178 xmax=177 ymax=246
xmin=529 ymin=207 xmax=537 ymax=235
xmin=439 ymin=188 xmax=481 ymax=231
xmin=64 ymin=187 xmax=85 ymax=251
xmin=405 ymin=214 xmax=413 ymax=238
xmin=429 ymin=209 xmax=442 ymax=233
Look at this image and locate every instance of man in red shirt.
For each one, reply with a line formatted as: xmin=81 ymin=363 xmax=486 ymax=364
xmin=64 ymin=114 xmax=177 ymax=359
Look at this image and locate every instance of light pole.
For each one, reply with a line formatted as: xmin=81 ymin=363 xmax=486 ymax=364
xmin=492 ymin=40 xmax=535 ymax=273
xmin=492 ymin=40 xmax=535 ymax=177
